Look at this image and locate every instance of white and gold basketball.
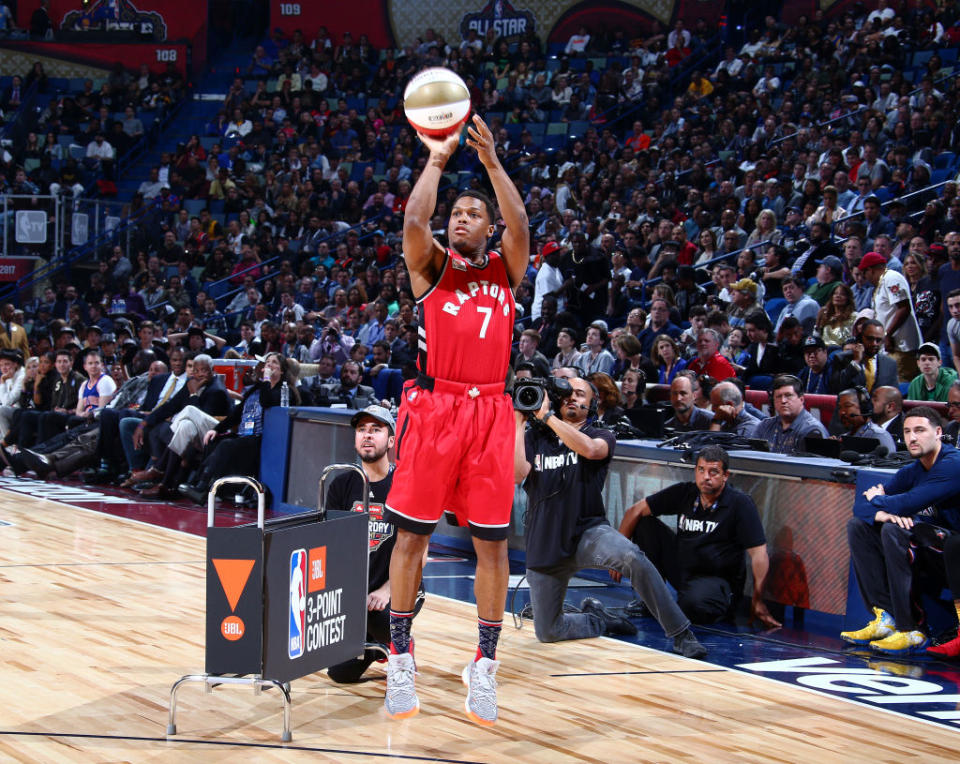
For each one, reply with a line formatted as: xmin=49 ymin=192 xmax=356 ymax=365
xmin=403 ymin=67 xmax=471 ymax=137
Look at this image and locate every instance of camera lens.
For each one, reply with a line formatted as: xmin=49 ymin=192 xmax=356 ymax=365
xmin=517 ymin=386 xmax=540 ymax=408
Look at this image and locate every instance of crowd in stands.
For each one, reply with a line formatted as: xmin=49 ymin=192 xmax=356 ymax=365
xmin=2 ymin=2 xmax=960 ymax=497
xmin=0 ymin=57 xmax=185 ymax=207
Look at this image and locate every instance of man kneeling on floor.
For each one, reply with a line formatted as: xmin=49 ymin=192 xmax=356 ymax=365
xmin=618 ymin=446 xmax=781 ymax=628
xmin=324 ymin=405 xmax=426 ymax=682
xmin=842 ymin=406 xmax=960 ymax=654
xmin=514 ymin=374 xmax=706 ymax=658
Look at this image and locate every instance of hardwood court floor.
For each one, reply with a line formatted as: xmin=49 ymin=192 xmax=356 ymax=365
xmin=0 ymin=491 xmax=958 ymax=763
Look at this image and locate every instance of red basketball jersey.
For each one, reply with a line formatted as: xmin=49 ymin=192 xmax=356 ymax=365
xmin=416 ymin=248 xmax=516 ymax=385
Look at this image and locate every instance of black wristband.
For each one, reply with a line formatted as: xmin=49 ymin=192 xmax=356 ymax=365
xmin=539 ymin=411 xmax=552 ymax=424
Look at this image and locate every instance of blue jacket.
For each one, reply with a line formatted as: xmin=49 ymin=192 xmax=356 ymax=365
xmin=855 ymin=443 xmax=960 ymax=530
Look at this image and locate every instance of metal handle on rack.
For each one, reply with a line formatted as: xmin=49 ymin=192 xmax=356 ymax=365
xmin=207 ymin=476 xmax=266 ymax=529
xmin=317 ymin=463 xmax=369 ymax=521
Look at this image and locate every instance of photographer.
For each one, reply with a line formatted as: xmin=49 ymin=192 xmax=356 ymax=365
xmin=514 ymin=375 xmax=707 ymax=658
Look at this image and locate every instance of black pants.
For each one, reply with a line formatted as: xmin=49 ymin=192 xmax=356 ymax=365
xmin=631 ymin=515 xmax=735 ymax=624
xmin=203 ymin=434 xmax=261 ymax=482
xmin=39 ymin=410 xmax=85 ymax=442
xmin=326 ymin=593 xmax=425 ymax=684
xmin=97 ymin=408 xmax=139 ymax=465
xmin=847 ymin=516 xmax=917 ymax=631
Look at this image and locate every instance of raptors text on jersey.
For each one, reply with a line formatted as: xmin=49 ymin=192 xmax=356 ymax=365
xmin=416 ymin=248 xmax=516 ymax=385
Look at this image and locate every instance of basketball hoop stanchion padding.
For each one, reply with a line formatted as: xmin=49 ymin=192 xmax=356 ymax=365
xmin=166 ymin=468 xmax=370 ymax=742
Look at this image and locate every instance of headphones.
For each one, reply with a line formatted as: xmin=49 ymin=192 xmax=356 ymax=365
xmin=578 ymin=374 xmax=601 ymax=421
xmin=849 ymin=385 xmax=874 ymax=418
xmin=767 ymin=374 xmax=802 ymax=407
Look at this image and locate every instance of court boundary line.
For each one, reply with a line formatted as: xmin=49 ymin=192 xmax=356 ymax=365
xmin=5 ymin=486 xmax=960 ymax=738
xmin=0 ymin=729 xmax=482 ymax=762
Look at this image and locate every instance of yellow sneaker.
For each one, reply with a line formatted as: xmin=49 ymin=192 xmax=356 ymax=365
xmin=840 ymin=607 xmax=895 ymax=645
xmin=869 ymin=630 xmax=929 ymax=655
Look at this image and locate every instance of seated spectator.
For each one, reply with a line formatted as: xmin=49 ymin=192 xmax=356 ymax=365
xmin=815 ymin=282 xmax=857 ymax=349
xmin=551 ymin=327 xmax=581 ymax=371
xmin=652 ymin=333 xmax=687 ymax=385
xmin=577 ymin=322 xmax=615 ymax=376
xmin=686 ymin=328 xmax=735 ymax=381
xmin=836 ymin=387 xmax=897 ymax=454
xmin=137 ymin=354 xmax=232 ymax=498
xmin=859 ymin=319 xmax=900 ymax=392
xmin=906 ymin=342 xmax=957 ymax=401
xmin=620 ymin=368 xmax=645 ymax=410
xmin=666 ymin=371 xmax=713 ymax=432
xmin=0 ymin=349 xmax=25 ymax=442
xmin=727 ymin=278 xmax=759 ymax=328
xmin=514 ymin=329 xmax=551 ymax=378
xmin=806 ymin=255 xmax=844 ymax=306
xmin=637 ymin=298 xmax=682 ymax=357
xmin=775 ymin=276 xmax=820 ymax=336
xmin=311 ymin=360 xmax=379 ymax=409
xmin=618 ymin=445 xmax=779 ymax=626
xmin=181 ymin=353 xmax=299 ymax=503
xmin=707 ymin=381 xmax=760 ymax=438
xmin=775 ymin=317 xmax=807 ymax=375
xmin=842 ymin=407 xmax=960 ymax=655
xmin=753 ymin=373 xmax=828 ymax=454
xmin=84 ymin=132 xmax=115 ymax=179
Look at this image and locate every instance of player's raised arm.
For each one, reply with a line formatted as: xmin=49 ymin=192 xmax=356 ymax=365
xmin=403 ymin=130 xmax=462 ymax=286
xmin=465 ymin=114 xmax=529 ymax=288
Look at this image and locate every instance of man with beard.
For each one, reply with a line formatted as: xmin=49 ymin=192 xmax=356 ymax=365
xmin=324 ymin=405 xmax=426 ymax=682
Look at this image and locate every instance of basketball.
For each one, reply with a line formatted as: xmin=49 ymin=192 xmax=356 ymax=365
xmin=403 ymin=67 xmax=471 ymax=138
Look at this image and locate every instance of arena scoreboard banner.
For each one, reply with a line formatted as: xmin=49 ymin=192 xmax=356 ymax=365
xmin=14 ymin=0 xmax=206 ymax=75
xmin=268 ymin=0 xmax=724 ymax=49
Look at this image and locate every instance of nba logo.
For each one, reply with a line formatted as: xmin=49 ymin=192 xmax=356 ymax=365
xmin=288 ymin=549 xmax=307 ymax=659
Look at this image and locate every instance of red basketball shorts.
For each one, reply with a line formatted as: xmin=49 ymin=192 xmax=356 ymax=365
xmin=385 ymin=376 xmax=515 ymax=540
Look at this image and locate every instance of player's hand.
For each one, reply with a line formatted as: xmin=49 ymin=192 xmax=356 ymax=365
xmin=203 ymin=429 xmax=217 ymax=446
xmin=750 ymin=598 xmax=781 ymax=629
xmin=465 ymin=114 xmax=498 ymax=168
xmin=609 ymin=569 xmax=622 ymax=583
xmin=416 ymin=127 xmax=461 ymax=162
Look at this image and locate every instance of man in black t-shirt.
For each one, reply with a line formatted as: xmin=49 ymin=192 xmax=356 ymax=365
xmin=617 ymin=446 xmax=779 ymax=627
xmin=325 ymin=405 xmax=425 ymax=683
xmin=515 ymin=376 xmax=706 ymax=658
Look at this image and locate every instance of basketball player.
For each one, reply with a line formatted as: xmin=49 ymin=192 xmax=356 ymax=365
xmin=383 ymin=113 xmax=529 ymax=725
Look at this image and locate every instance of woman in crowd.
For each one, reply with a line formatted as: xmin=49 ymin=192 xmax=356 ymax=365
xmin=741 ymin=309 xmax=779 ymax=386
xmin=903 ymin=251 xmax=940 ymax=342
xmin=745 ymin=208 xmax=783 ymax=249
xmin=178 ymin=355 xmax=298 ymax=505
xmin=694 ymin=228 xmax=719 ymax=265
xmin=611 ymin=332 xmax=651 ymax=380
xmin=722 ymin=327 xmax=751 ymax=367
xmin=620 ymin=368 xmax=645 ymax=411
xmin=652 ymin=334 xmax=686 ymax=384
xmin=815 ymin=282 xmax=857 ymax=349
xmin=587 ymin=371 xmax=624 ymax=426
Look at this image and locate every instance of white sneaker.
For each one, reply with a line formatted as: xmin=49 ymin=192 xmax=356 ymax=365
xmin=462 ymin=657 xmax=499 ymax=726
xmin=384 ymin=652 xmax=419 ymax=719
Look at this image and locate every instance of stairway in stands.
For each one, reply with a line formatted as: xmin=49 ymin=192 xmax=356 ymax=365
xmin=114 ymin=35 xmax=259 ymax=201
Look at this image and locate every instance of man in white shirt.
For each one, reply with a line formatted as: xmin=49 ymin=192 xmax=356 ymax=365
xmin=532 ymin=241 xmax=569 ymax=320
xmin=860 ymin=251 xmax=921 ymax=382
xmin=85 ymin=133 xmax=115 ymax=177
xmin=565 ymin=26 xmax=590 ymax=55
xmin=137 ymin=167 xmax=164 ymax=199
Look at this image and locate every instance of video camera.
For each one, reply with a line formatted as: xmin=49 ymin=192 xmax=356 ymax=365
xmin=513 ymin=376 xmax=573 ymax=414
